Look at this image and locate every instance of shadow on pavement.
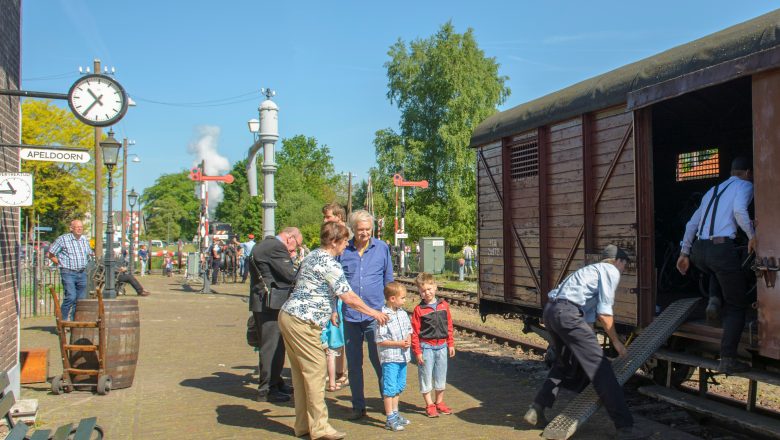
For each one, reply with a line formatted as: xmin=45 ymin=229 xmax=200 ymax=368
xmin=216 ymin=405 xmax=292 ymax=434
xmin=444 ymin=350 xmax=544 ymax=429
xmin=24 ymin=325 xmax=58 ymax=335
xmin=180 ymin=371 xmax=258 ymax=401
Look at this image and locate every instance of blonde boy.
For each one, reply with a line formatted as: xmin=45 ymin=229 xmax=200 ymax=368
xmin=376 ymin=282 xmax=413 ymax=431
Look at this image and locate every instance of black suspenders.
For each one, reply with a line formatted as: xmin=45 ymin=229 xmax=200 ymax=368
xmin=698 ymin=180 xmax=735 ymax=238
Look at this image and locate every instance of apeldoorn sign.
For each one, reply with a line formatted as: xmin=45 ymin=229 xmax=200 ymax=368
xmin=20 ymin=148 xmax=90 ymax=164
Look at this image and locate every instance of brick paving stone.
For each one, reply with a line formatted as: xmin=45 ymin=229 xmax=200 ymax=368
xmin=19 ymin=275 xmax=671 ymax=439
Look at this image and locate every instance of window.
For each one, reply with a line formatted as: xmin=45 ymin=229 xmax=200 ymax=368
xmin=510 ymin=141 xmax=538 ymax=180
xmin=676 ymin=149 xmax=719 ymax=182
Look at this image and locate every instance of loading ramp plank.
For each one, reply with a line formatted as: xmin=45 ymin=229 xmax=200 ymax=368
xmin=542 ymin=297 xmax=701 ymax=439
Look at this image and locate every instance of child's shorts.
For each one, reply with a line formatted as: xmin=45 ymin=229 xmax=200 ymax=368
xmin=381 ymin=362 xmax=407 ymax=398
xmin=418 ymin=345 xmax=448 ymax=394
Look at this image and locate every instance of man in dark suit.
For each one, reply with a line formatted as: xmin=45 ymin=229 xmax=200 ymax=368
xmin=249 ymin=226 xmax=302 ymax=402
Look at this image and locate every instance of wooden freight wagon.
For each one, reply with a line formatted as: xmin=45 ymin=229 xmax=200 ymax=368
xmin=471 ymin=10 xmax=780 ymax=364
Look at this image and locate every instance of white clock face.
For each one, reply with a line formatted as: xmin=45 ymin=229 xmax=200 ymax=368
xmin=0 ymin=175 xmax=33 ymax=207
xmin=68 ymin=74 xmax=128 ymax=127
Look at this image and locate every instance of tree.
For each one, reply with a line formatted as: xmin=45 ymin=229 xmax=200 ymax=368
xmin=21 ymin=100 xmax=94 ymax=236
xmin=381 ymin=21 xmax=510 ymax=247
xmin=140 ymin=171 xmax=200 ymax=240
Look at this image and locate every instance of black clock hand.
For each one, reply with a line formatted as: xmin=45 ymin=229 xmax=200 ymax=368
xmin=0 ymin=182 xmax=15 ymax=195
xmin=84 ymin=99 xmax=99 ymax=116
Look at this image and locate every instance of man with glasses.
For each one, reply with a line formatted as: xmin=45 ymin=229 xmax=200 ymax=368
xmin=48 ymin=219 xmax=93 ymax=320
xmin=248 ymin=226 xmax=302 ymax=402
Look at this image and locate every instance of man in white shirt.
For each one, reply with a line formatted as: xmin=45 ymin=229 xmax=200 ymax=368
xmin=676 ymin=156 xmax=755 ymax=374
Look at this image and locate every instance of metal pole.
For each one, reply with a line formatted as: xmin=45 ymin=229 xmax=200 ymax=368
xmin=347 ymin=172 xmax=352 ymax=215
xmin=121 ymin=138 xmax=128 ymax=259
xmin=129 ymin=204 xmax=135 ymax=273
xmin=93 ymin=59 xmax=104 ymax=260
xmin=104 ymin=165 xmax=116 ymax=298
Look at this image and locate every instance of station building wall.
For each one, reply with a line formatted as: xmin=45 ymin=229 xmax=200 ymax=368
xmin=0 ymin=0 xmax=22 ymax=396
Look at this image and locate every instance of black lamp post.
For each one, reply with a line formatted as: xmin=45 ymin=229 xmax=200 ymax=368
xmin=101 ymin=130 xmax=122 ymax=299
xmin=128 ymin=188 xmax=139 ymax=274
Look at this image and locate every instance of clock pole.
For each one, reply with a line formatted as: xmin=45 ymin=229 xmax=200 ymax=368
xmin=93 ymin=59 xmax=104 ymax=262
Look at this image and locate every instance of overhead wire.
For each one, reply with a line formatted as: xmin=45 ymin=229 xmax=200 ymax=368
xmin=133 ymin=90 xmax=262 ymax=108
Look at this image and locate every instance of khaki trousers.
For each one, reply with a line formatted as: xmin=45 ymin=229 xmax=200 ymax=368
xmin=279 ymin=311 xmax=337 ymax=438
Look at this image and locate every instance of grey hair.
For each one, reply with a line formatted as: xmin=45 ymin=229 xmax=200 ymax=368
xmin=348 ymin=210 xmax=374 ymax=232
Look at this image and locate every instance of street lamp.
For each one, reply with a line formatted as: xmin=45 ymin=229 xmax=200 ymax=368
xmin=101 ymin=130 xmax=121 ymax=299
xmin=120 ymin=137 xmax=138 ymax=257
xmin=128 ymin=188 xmax=139 ymax=274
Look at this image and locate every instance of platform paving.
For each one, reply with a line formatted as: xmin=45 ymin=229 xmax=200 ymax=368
xmin=19 ymin=275 xmax=675 ymax=439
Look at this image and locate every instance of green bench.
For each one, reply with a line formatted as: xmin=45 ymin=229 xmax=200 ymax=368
xmin=1 ymin=371 xmax=103 ymax=440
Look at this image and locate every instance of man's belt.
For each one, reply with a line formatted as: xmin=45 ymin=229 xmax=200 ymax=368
xmin=701 ymin=236 xmax=732 ymax=244
xmin=551 ymin=297 xmax=581 ymax=308
xmin=61 ymin=267 xmax=86 ymax=273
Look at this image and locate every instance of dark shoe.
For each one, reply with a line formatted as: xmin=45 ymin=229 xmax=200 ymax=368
xmin=347 ymin=408 xmax=367 ymax=420
xmin=138 ymin=290 xmax=151 ymax=297
xmin=705 ymin=297 xmax=722 ymax=325
xmin=313 ymin=431 xmax=346 ymax=440
xmin=276 ymin=383 xmax=294 ymax=395
xmin=616 ymin=425 xmax=651 ymax=440
xmin=258 ymin=389 xmax=290 ymax=403
xmin=717 ymin=357 xmax=751 ymax=374
xmin=523 ymin=403 xmax=548 ymax=428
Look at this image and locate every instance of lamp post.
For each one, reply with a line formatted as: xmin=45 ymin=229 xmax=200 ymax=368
xmin=128 ymin=188 xmax=139 ymax=274
xmin=120 ymin=137 xmax=137 ymax=257
xmin=101 ymin=130 xmax=122 ymax=299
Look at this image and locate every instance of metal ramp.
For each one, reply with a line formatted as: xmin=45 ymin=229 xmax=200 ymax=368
xmin=542 ymin=297 xmax=702 ymax=440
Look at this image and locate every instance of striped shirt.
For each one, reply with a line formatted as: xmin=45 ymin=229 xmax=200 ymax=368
xmin=376 ymin=305 xmax=412 ymax=364
xmin=48 ymin=233 xmax=93 ymax=271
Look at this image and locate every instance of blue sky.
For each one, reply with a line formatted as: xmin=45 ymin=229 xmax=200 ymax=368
xmin=20 ymin=1 xmax=779 ymax=203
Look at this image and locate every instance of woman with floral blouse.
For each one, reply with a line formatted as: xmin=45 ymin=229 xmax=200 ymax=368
xmin=279 ymin=221 xmax=389 ymax=440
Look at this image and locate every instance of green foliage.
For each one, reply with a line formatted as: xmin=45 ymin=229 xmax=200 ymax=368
xmin=21 ymin=100 xmax=94 ymax=235
xmin=140 ymin=170 xmax=200 ymax=240
xmin=379 ymin=21 xmax=510 ymax=247
xmin=214 ymin=159 xmax=263 ymax=238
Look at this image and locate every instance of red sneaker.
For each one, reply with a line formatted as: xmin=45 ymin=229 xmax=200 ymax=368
xmin=426 ymin=404 xmax=439 ymax=418
xmin=436 ymin=402 xmax=453 ymax=415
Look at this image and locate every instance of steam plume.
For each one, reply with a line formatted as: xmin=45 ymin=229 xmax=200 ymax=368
xmin=187 ymin=126 xmax=231 ymax=213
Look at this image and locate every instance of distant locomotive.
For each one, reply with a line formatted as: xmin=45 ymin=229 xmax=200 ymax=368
xmin=471 ymin=10 xmax=780 ymax=383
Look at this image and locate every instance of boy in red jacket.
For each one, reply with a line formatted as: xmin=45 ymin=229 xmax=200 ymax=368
xmin=411 ymin=272 xmax=455 ymax=417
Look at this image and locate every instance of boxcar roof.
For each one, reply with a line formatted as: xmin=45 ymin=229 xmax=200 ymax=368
xmin=471 ymin=9 xmax=780 ymax=147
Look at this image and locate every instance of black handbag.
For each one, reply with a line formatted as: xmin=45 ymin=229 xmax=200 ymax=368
xmin=249 ymin=254 xmax=297 ymax=310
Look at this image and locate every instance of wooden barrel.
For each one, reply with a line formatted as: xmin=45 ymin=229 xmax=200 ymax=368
xmin=70 ymin=298 xmax=140 ymax=389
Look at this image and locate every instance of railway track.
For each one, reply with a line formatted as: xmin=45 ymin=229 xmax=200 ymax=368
xmin=395 ymin=276 xmax=762 ymax=439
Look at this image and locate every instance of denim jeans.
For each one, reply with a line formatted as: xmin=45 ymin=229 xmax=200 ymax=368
xmin=418 ymin=344 xmax=448 ymax=393
xmin=344 ymin=319 xmax=383 ymax=410
xmin=60 ymin=269 xmax=87 ymax=320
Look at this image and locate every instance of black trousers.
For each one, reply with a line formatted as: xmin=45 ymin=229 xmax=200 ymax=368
xmin=254 ymin=309 xmax=286 ymax=393
xmin=117 ymin=273 xmax=143 ymax=295
xmin=690 ymin=239 xmax=749 ymax=358
xmin=534 ymin=301 xmax=633 ymax=429
xmin=211 ymin=260 xmax=221 ymax=284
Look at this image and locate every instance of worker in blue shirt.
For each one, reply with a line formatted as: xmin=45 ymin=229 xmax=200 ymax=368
xmin=339 ymin=209 xmax=394 ymax=420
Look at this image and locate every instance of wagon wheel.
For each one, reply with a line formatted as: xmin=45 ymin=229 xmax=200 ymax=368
xmin=97 ymin=375 xmax=112 ymax=395
xmin=51 ymin=375 xmax=64 ymax=395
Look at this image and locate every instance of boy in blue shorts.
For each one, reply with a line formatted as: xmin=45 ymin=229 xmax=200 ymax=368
xmin=376 ymin=282 xmax=413 ymax=431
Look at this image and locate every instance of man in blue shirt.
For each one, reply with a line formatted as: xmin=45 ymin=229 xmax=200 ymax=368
xmin=48 ymin=219 xmax=93 ymax=320
xmin=240 ymin=234 xmax=256 ymax=283
xmin=524 ymin=245 xmax=646 ymax=440
xmin=340 ymin=210 xmax=393 ymax=419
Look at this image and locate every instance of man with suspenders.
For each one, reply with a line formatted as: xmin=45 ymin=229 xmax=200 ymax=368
xmin=676 ymin=156 xmax=756 ymax=374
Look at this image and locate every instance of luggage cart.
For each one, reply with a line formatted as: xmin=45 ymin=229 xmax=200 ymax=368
xmin=50 ymin=286 xmax=112 ymax=395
